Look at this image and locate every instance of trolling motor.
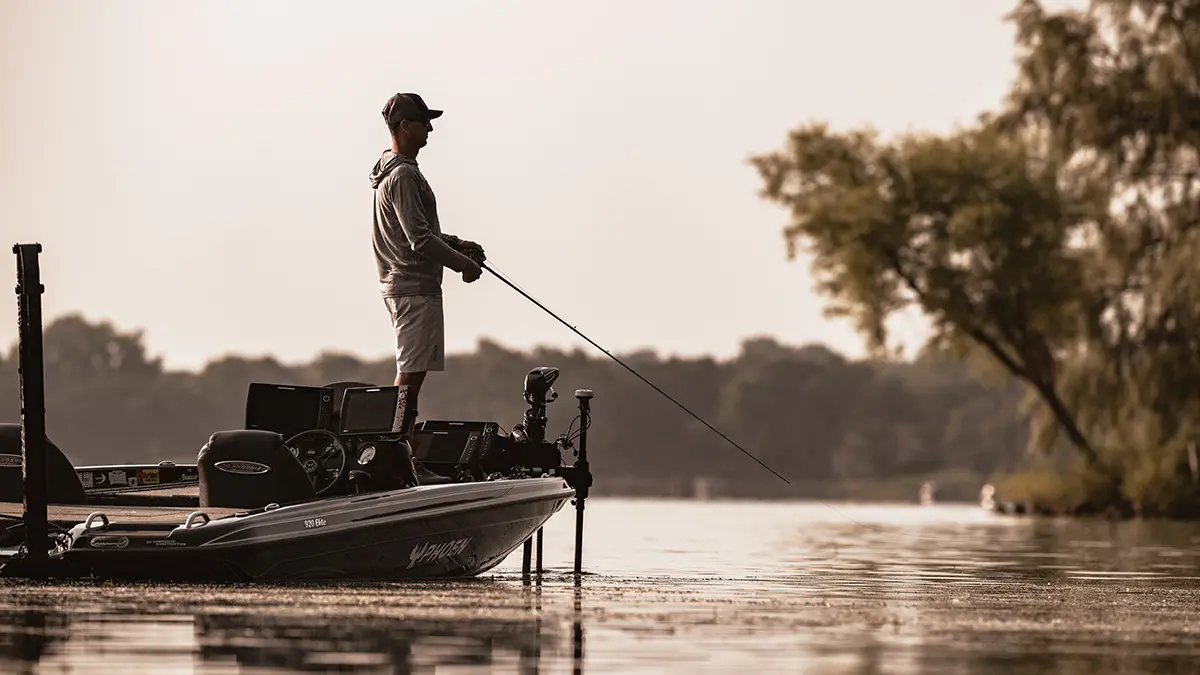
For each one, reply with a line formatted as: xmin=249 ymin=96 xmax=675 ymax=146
xmin=480 ymin=366 xmax=563 ymax=479
xmin=511 ymin=366 xmax=558 ymax=445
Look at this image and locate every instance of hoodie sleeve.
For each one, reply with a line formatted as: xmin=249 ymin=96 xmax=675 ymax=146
xmin=389 ymin=168 xmax=475 ymax=273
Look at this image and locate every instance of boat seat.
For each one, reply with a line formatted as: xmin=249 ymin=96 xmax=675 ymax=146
xmin=197 ymin=429 xmax=316 ymax=509
xmin=0 ymin=423 xmax=88 ymax=505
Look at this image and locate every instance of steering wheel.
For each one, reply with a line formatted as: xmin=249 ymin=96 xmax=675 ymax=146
xmin=284 ymin=429 xmax=348 ymax=496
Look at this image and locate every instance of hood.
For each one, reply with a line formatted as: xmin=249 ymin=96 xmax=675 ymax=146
xmin=369 ymin=150 xmax=415 ymax=189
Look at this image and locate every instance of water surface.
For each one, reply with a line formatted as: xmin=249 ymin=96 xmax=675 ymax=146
xmin=3 ymin=498 xmax=1200 ymax=674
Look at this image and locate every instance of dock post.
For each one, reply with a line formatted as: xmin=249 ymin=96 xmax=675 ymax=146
xmin=14 ymin=243 xmax=48 ymax=569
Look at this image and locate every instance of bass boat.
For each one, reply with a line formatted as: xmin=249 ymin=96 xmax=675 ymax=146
xmin=0 ymin=244 xmax=595 ymax=582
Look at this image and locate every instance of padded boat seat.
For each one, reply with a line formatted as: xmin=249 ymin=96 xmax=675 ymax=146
xmin=197 ymin=429 xmax=316 ymax=509
xmin=0 ymin=423 xmax=87 ymax=505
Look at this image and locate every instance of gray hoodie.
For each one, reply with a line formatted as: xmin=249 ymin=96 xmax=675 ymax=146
xmin=369 ymin=150 xmax=474 ymax=297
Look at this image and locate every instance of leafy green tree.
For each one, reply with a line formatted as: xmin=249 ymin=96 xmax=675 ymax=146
xmin=749 ymin=0 xmax=1200 ymax=515
xmin=37 ymin=314 xmax=162 ymax=382
xmin=748 ymin=122 xmax=1107 ymax=475
xmin=999 ymin=0 xmax=1200 ymax=513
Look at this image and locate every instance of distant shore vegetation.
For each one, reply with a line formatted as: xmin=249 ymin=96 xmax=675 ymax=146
xmin=1 ymin=313 xmax=1026 ymax=506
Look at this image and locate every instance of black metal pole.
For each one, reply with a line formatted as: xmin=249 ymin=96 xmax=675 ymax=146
xmin=14 ymin=243 xmax=48 ymax=568
xmin=522 ymin=536 xmax=532 ymax=578
xmin=535 ymin=526 xmax=543 ymax=574
xmin=573 ymin=389 xmax=593 ymax=576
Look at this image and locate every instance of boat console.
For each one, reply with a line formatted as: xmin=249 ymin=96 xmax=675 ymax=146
xmin=206 ymin=367 xmax=577 ymax=503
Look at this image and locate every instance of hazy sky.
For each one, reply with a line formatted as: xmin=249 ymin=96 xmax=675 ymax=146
xmin=1 ymin=0 xmax=1085 ymax=372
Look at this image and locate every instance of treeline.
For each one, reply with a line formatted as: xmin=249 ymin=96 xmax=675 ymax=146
xmin=0 ymin=314 xmax=1026 ymax=502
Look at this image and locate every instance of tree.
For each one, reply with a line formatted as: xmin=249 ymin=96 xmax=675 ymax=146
xmin=35 ymin=313 xmax=163 ymax=382
xmin=999 ymin=0 xmax=1200 ymax=512
xmin=748 ymin=0 xmax=1200 ymax=515
xmin=748 ymin=122 xmax=1111 ymax=477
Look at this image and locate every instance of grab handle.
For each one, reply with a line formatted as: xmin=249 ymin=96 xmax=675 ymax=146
xmin=82 ymin=512 xmax=109 ymax=530
xmin=184 ymin=511 xmax=211 ymax=529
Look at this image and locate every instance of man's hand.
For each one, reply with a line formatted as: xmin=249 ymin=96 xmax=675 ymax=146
xmin=441 ymin=234 xmax=486 ymax=260
xmin=461 ymin=258 xmax=482 ymax=283
xmin=459 ymin=239 xmax=486 ymax=263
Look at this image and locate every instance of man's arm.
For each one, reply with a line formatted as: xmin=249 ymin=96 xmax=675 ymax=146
xmin=391 ymin=170 xmax=476 ymax=272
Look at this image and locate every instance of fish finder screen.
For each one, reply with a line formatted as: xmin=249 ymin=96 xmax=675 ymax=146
xmin=245 ymin=383 xmax=330 ymax=439
xmin=340 ymin=387 xmax=401 ymax=434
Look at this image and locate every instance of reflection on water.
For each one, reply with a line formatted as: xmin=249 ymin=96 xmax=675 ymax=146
xmin=194 ymin=608 xmax=556 ymax=673
xmin=3 ymin=499 xmax=1200 ymax=673
xmin=0 ymin=579 xmax=581 ymax=674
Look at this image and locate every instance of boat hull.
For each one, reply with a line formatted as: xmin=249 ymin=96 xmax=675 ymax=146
xmin=7 ymin=477 xmax=574 ymax=583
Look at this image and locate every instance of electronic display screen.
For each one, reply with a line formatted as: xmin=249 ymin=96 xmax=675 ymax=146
xmin=245 ymin=383 xmax=330 ymax=439
xmin=339 ymin=387 xmax=402 ymax=434
xmin=412 ymin=431 xmax=474 ymax=464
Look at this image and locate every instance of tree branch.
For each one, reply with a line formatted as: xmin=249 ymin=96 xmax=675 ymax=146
xmin=875 ymin=242 xmax=1112 ymax=478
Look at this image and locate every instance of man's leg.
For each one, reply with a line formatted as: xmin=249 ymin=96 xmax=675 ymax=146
xmin=395 ymin=370 xmax=426 ymax=388
xmin=385 ymin=294 xmax=445 ymax=436
xmin=396 ymin=371 xmax=426 ymax=435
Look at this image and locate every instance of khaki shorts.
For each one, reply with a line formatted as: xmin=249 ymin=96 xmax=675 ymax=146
xmin=384 ymin=294 xmax=444 ymax=373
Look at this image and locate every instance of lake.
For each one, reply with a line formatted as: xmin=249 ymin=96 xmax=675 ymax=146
xmin=2 ymin=497 xmax=1200 ymax=674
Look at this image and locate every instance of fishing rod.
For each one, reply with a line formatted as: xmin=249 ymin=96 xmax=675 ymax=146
xmin=477 ymin=260 xmax=792 ymax=485
xmin=470 ymin=255 xmax=967 ymax=545
xmin=468 ymin=267 xmax=964 ymax=540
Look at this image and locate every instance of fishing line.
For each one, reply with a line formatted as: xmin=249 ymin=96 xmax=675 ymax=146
xmin=481 ymin=261 xmax=791 ymax=484
xmin=481 ymin=260 xmax=968 ymax=543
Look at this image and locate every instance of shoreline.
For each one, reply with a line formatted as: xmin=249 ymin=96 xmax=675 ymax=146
xmin=586 ymin=482 xmax=1200 ymax=522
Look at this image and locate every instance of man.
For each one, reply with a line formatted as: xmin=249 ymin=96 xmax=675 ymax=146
xmin=369 ymin=92 xmax=485 ymax=438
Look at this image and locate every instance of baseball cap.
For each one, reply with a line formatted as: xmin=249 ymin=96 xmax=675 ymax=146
xmin=382 ymin=93 xmax=443 ymax=125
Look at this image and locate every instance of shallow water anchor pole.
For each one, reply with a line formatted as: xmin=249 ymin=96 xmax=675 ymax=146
xmin=536 ymin=526 xmax=544 ymax=574
xmin=14 ymin=243 xmax=48 ymax=570
xmin=571 ymin=389 xmax=593 ymax=576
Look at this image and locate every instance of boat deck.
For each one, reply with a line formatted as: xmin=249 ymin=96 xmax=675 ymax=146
xmin=0 ymin=501 xmax=241 ymax=526
xmin=87 ymin=484 xmax=201 ymax=499
xmin=0 ymin=483 xmax=241 ymax=528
